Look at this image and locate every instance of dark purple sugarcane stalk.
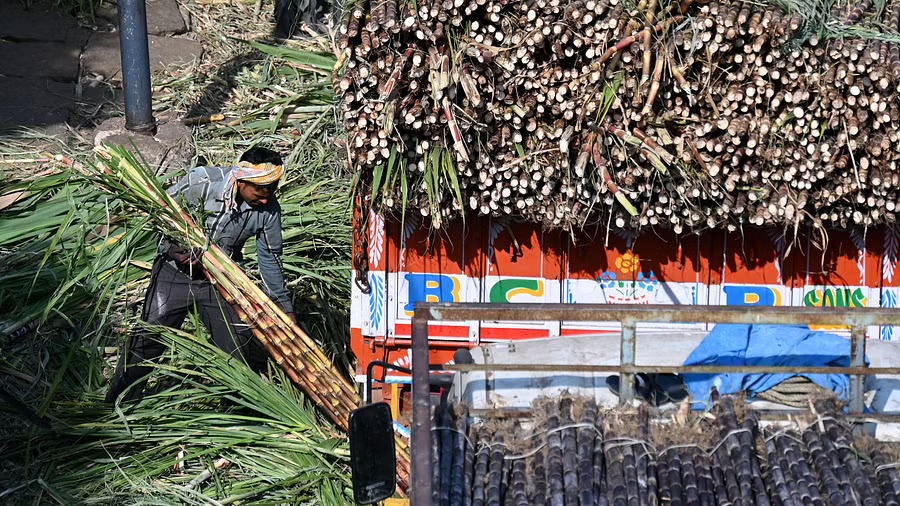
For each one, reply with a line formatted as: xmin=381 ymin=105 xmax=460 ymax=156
xmin=487 ymin=435 xmax=505 ymax=506
xmin=462 ymin=410 xmax=474 ymax=506
xmin=561 ymin=398 xmax=581 ymax=506
xmin=717 ymin=398 xmax=753 ymax=504
xmin=441 ymin=401 xmax=454 ymax=506
xmin=646 ymin=451 xmax=658 ymax=506
xmin=500 ymin=451 xmax=510 ymax=506
xmin=860 ymin=453 xmax=881 ymax=506
xmin=680 ymin=447 xmax=700 ymax=506
xmin=710 ymin=451 xmax=732 ymax=506
xmin=773 ymin=434 xmax=809 ymax=505
xmin=636 ymin=451 xmax=650 ymax=506
xmin=594 ymin=415 xmax=609 ymax=506
xmin=510 ymin=459 xmax=528 ymax=506
xmin=824 ymin=420 xmax=879 ymax=506
xmin=579 ymin=400 xmax=598 ymax=506
xmin=801 ymin=429 xmax=844 ymax=506
xmin=450 ymin=406 xmax=467 ymax=506
xmin=606 ymin=427 xmax=628 ymax=506
xmin=872 ymin=450 xmax=900 ymax=506
xmin=784 ymin=434 xmax=824 ymax=506
xmin=666 ymin=441 xmax=684 ymax=506
xmin=716 ymin=442 xmax=741 ymax=505
xmin=623 ymin=443 xmax=640 ymax=506
xmin=548 ymin=404 xmax=565 ymax=506
xmin=637 ymin=406 xmax=650 ymax=506
xmin=473 ymin=431 xmax=489 ymax=506
xmin=881 ymin=450 xmax=900 ymax=501
xmin=844 ymin=0 xmax=873 ymax=25
xmin=740 ymin=414 xmax=771 ymax=506
xmin=434 ymin=406 xmax=444 ymax=505
xmin=764 ymin=431 xmax=799 ymax=506
xmin=657 ymin=449 xmax=671 ymax=506
xmin=692 ymin=450 xmax=713 ymax=506
xmin=532 ymin=441 xmax=549 ymax=505
xmin=891 ymin=2 xmax=900 ymax=77
xmin=816 ymin=427 xmax=854 ymax=503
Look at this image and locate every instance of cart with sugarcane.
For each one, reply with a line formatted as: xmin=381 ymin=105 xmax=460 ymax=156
xmin=349 ymin=302 xmax=900 ymax=505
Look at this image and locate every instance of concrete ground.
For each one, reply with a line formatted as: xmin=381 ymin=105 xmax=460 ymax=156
xmin=0 ymin=0 xmax=201 ymax=144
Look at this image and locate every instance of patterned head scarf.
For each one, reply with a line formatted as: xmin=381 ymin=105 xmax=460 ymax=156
xmin=234 ymin=160 xmax=284 ymax=185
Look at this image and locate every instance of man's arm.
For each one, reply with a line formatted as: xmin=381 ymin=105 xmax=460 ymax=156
xmin=161 ymin=168 xmax=211 ymax=263
xmin=257 ymin=207 xmax=296 ymax=322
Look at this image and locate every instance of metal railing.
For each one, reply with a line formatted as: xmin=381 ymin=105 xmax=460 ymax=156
xmin=409 ymin=303 xmax=900 ymax=504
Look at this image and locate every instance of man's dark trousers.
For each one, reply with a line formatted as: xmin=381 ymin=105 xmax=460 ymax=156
xmin=106 ymin=257 xmax=268 ymax=402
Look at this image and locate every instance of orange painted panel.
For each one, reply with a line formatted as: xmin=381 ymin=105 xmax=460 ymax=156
xmin=487 ymin=220 xmax=544 ymax=278
xmin=463 ymin=218 xmax=486 ymax=279
xmin=798 ymin=230 xmax=870 ymax=287
xmin=402 ymin=217 xmax=465 ymax=275
xmin=566 ymin=225 xmax=628 ymax=280
xmin=720 ymin=228 xmax=790 ymax=285
xmin=630 ymin=230 xmax=706 ymax=284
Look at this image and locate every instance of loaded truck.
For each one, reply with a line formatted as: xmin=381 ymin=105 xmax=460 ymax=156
xmin=334 ymin=0 xmax=900 ymax=499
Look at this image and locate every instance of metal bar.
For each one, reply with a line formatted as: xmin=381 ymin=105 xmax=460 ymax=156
xmin=441 ymin=364 xmax=900 ymax=375
xmin=467 ymin=407 xmax=900 ymax=423
xmin=365 ymin=361 xmax=411 ymax=405
xmin=619 ymin=318 xmax=636 ymax=404
xmin=420 ymin=303 xmax=900 ymax=327
xmin=118 ymin=0 xmax=156 ymax=133
xmin=411 ymin=308 xmax=433 ymax=505
xmin=849 ymin=324 xmax=867 ymax=413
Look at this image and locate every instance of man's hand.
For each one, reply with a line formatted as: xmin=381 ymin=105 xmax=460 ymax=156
xmin=168 ymin=245 xmax=203 ymax=266
xmin=286 ymin=312 xmax=297 ymax=325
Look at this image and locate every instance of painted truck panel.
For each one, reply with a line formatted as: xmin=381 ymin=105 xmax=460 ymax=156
xmin=351 ymin=215 xmax=900 ymax=379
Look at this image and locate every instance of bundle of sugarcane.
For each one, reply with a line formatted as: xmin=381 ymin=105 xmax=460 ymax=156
xmin=337 ymin=0 xmax=900 ymax=231
xmin=87 ymin=145 xmax=411 ymax=488
xmin=795 ymin=400 xmax=881 ymax=506
xmin=709 ymin=396 xmax=771 ymax=506
xmin=602 ymin=407 xmax=657 ymax=506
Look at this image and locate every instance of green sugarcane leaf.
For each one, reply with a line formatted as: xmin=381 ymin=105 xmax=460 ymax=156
xmin=399 ymin=156 xmax=409 ymax=237
xmin=443 ymin=151 xmax=464 ymax=222
xmin=370 ymin=162 xmax=385 ymax=206
xmin=246 ymin=40 xmax=337 ymax=71
xmin=385 ymin=145 xmax=399 ymax=195
xmin=615 ymin=192 xmax=639 ymax=216
xmin=26 ymin=205 xmax=75 ymax=301
xmin=642 ymin=149 xmax=668 ymax=175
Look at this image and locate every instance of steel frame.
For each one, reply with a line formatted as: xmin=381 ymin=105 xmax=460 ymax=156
xmin=409 ymin=303 xmax=900 ymax=504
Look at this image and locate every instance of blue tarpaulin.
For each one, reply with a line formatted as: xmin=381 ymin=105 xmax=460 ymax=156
xmin=682 ymin=324 xmax=868 ymax=409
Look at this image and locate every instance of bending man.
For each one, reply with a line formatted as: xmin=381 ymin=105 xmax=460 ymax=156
xmin=107 ymin=146 xmax=296 ymax=402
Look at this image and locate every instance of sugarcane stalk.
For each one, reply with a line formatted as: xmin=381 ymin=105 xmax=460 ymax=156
xmin=450 ymin=405 xmax=468 ymax=505
xmin=606 ymin=426 xmax=627 ymax=506
xmin=595 ymin=412 xmax=609 ymax=506
xmin=487 ymin=435 xmax=505 ymax=506
xmin=801 ymin=428 xmax=845 ymax=506
xmin=473 ymin=431 xmax=490 ymax=506
xmin=561 ymin=398 xmax=581 ymax=506
xmin=548 ymin=401 xmax=565 ymax=506
xmin=463 ymin=408 xmax=475 ymax=506
xmin=666 ymin=440 xmax=684 ymax=506
xmin=579 ymin=400 xmax=598 ymax=506
xmin=434 ymin=405 xmax=445 ymax=504
xmin=533 ymin=435 xmax=549 ymax=504
xmin=510 ymin=458 xmax=528 ymax=506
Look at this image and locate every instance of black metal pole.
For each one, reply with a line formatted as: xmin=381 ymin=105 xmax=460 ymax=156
xmin=118 ymin=0 xmax=156 ymax=133
xmin=411 ymin=306 xmax=433 ymax=505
